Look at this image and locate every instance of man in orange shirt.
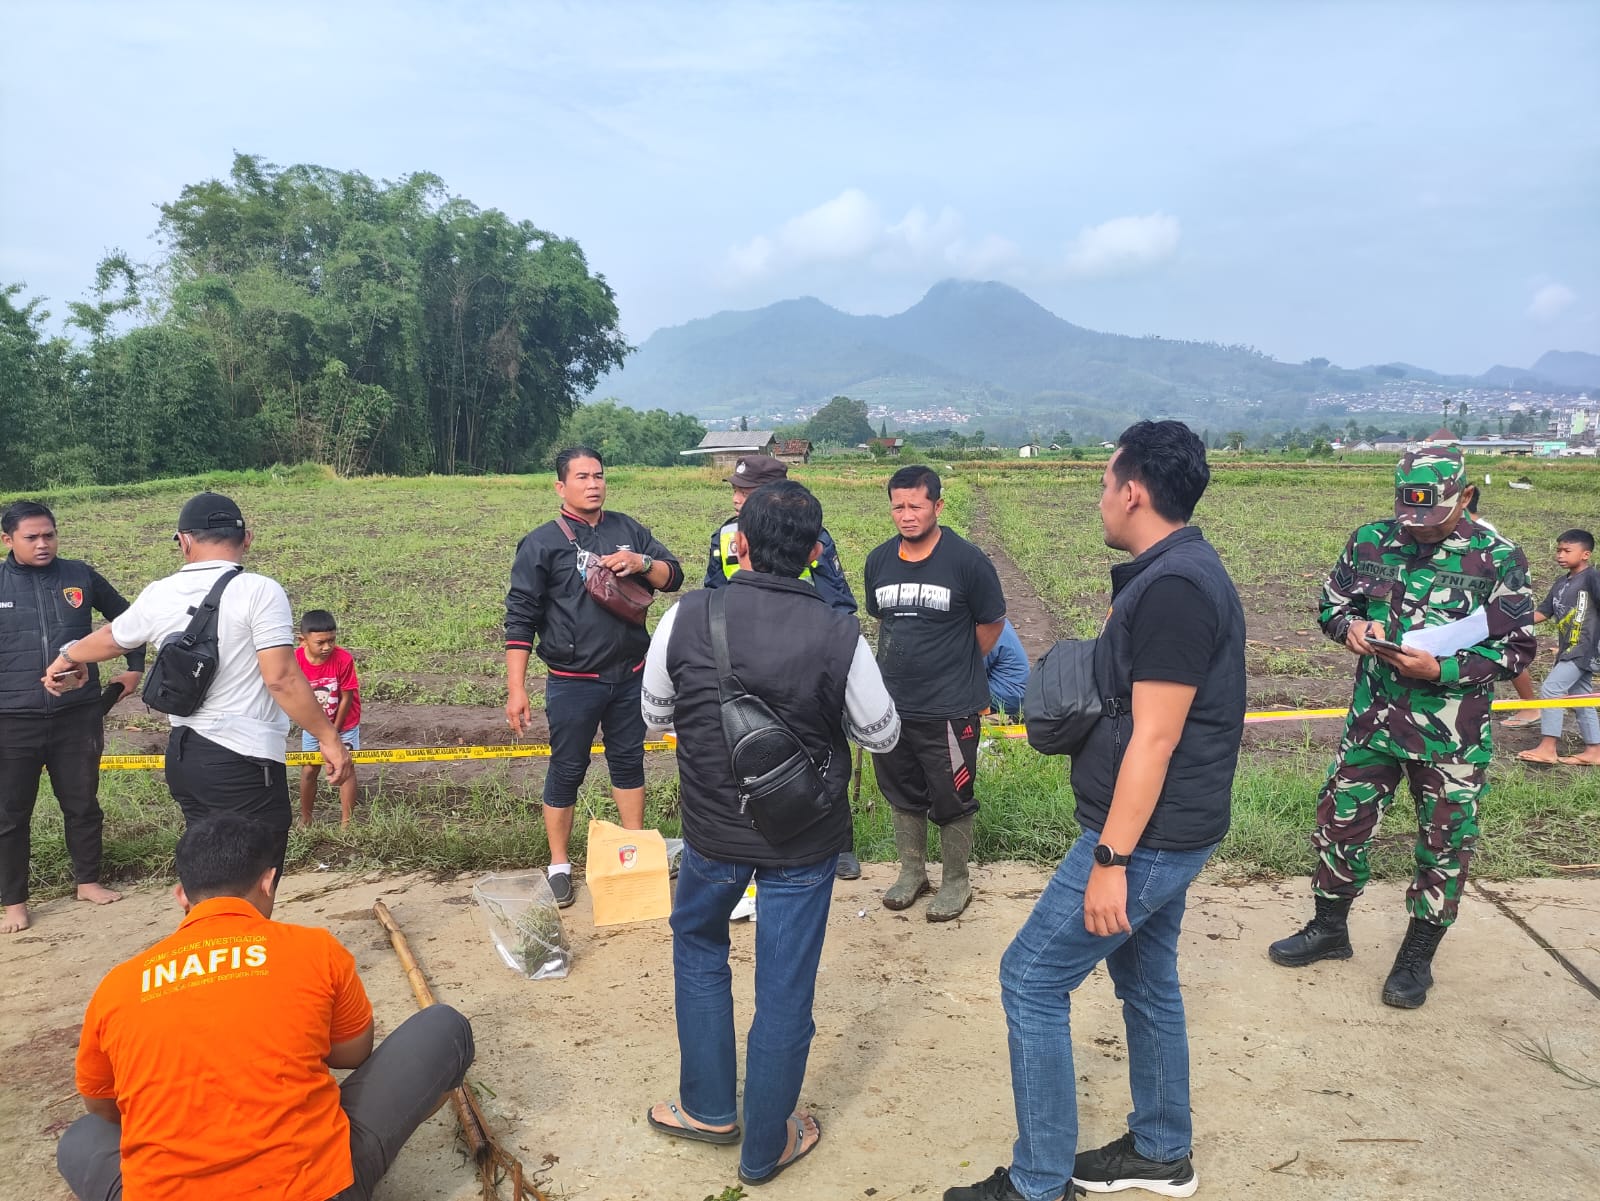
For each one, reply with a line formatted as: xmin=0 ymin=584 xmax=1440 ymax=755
xmin=58 ymin=815 xmax=473 ymax=1201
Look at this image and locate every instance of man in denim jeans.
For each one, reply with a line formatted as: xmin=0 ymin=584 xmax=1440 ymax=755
xmin=641 ymin=480 xmax=899 ymax=1186
xmin=947 ymin=422 xmax=1245 ymax=1201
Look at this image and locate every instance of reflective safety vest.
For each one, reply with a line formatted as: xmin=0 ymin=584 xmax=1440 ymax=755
xmin=717 ymin=519 xmax=813 ymax=582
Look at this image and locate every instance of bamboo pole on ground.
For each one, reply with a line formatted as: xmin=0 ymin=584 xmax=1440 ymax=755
xmin=372 ymin=900 xmax=547 ymax=1200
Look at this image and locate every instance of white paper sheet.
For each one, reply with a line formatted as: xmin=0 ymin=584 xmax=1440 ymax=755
xmin=1401 ymin=608 xmax=1490 ymax=658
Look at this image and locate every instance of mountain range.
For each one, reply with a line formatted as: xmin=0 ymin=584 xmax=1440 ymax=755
xmin=592 ymin=280 xmax=1598 ymax=424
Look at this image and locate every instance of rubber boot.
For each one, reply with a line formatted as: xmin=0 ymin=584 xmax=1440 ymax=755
xmin=1381 ymin=917 xmax=1446 ymax=1009
xmin=1267 ymin=895 xmax=1354 ymax=966
xmin=927 ymin=815 xmax=975 ymax=922
xmin=882 ymin=809 xmax=931 ymax=911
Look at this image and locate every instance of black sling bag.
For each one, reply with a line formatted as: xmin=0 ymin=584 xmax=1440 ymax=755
xmin=141 ymin=567 xmax=242 ymax=717
xmin=708 ymin=589 xmax=834 ymax=845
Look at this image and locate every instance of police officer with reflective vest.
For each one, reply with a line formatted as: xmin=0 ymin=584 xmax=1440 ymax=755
xmin=1 ymin=501 xmax=145 ymax=934
xmin=704 ymin=457 xmax=857 ymax=616
xmin=703 ymin=455 xmax=861 ymax=876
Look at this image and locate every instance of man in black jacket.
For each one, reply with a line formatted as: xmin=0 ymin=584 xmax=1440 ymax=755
xmin=946 ymin=422 xmax=1245 ymax=1201
xmin=1 ymin=501 xmax=144 ymax=934
xmin=505 ymin=447 xmax=683 ymax=908
xmin=640 ymin=480 xmax=899 ymax=1188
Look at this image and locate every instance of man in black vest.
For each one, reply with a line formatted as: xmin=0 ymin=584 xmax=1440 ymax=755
xmin=1 ymin=501 xmax=145 ymax=934
xmin=702 ymin=454 xmax=864 ymax=878
xmin=946 ymin=422 xmax=1245 ymax=1201
xmin=640 ymin=480 xmax=899 ymax=1188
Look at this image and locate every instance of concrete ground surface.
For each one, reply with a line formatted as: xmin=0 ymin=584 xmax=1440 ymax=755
xmin=1 ymin=863 xmax=1595 ymax=1201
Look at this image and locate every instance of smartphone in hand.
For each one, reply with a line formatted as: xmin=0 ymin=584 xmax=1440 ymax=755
xmin=1366 ymin=636 xmax=1405 ymax=653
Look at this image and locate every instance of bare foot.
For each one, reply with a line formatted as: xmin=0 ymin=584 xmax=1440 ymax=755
xmin=648 ymin=1100 xmax=737 ymax=1138
xmin=1557 ymin=750 xmax=1600 ymax=766
xmin=1500 ymin=713 xmax=1540 ymax=729
xmin=1517 ymin=749 xmax=1561 ymax=764
xmin=77 ymin=883 xmax=122 ymax=906
xmin=2 ymin=902 xmax=31 ymax=933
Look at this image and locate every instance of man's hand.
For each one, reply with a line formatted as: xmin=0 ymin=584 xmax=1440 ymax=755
xmin=41 ymin=660 xmax=88 ymax=694
xmin=506 ymin=688 xmax=533 ymax=735
xmin=597 ymin=550 xmax=647 ymax=577
xmin=319 ymin=738 xmax=352 ymax=786
xmin=1373 ymin=643 xmax=1443 ymax=681
xmin=108 ymin=671 xmax=142 ymax=702
xmin=1344 ymin=619 xmax=1383 ymax=656
xmin=1083 ymin=865 xmax=1132 ymax=937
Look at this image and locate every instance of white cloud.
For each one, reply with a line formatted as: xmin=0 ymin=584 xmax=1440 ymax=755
xmin=1527 ymin=282 xmax=1577 ymax=323
xmin=724 ymin=190 xmax=1021 ymax=283
xmin=778 ymin=188 xmax=883 ymax=262
xmin=1062 ymin=213 xmax=1181 ymax=278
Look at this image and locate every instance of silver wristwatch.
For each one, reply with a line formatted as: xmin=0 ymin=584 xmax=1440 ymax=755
xmin=58 ymin=640 xmax=80 ymax=664
xmin=639 ymin=554 xmax=655 ymax=573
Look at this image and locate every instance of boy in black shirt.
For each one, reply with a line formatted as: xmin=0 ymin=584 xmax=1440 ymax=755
xmin=863 ymin=466 xmax=1006 ymax=921
xmin=1516 ymin=528 xmax=1600 ymax=766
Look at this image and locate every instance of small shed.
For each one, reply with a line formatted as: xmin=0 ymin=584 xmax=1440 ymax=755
xmin=868 ymin=437 xmax=904 ymax=456
xmin=680 ymin=431 xmax=778 ymax=469
xmin=1018 ymin=443 xmax=1040 ymax=458
xmin=775 ymin=438 xmax=812 ymax=465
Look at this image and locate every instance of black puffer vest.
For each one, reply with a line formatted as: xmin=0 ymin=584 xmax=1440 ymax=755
xmin=665 ymin=572 xmax=859 ymax=866
xmin=0 ymin=556 xmax=105 ymax=716
xmin=1071 ymin=527 xmax=1246 ymax=850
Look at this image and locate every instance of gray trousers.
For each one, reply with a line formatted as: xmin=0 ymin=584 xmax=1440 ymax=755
xmin=57 ymin=1004 xmax=474 ymax=1201
xmin=1538 ymin=659 xmax=1600 ymax=744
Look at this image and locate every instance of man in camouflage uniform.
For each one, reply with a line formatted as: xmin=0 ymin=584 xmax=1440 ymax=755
xmin=1269 ymin=447 xmax=1535 ymax=1008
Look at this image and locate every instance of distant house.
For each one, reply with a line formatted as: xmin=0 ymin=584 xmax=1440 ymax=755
xmin=1372 ymin=433 xmax=1411 ymax=452
xmin=1018 ymin=443 xmax=1040 ymax=458
xmin=1348 ymin=440 xmax=1377 ymax=452
xmin=1456 ymin=439 xmax=1534 ymax=456
xmin=1424 ymin=427 xmax=1459 ymax=445
xmin=774 ymin=438 xmax=812 ymax=465
xmin=679 ymin=430 xmax=778 ymax=469
xmin=1048 ymin=442 xmax=1063 ymax=451
xmin=868 ymin=437 xmax=904 ymax=456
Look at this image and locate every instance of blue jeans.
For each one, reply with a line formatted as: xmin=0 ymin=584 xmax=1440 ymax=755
xmin=543 ymin=673 xmax=646 ymax=807
xmin=670 ymin=842 xmax=837 ymax=1180
xmin=1000 ymin=832 xmax=1216 ymax=1201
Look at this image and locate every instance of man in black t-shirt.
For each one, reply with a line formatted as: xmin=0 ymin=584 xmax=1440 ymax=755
xmin=946 ymin=421 xmax=1245 ymax=1201
xmin=863 ymin=465 xmax=1006 ymax=921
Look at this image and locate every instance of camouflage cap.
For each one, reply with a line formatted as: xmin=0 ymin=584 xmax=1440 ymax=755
xmin=1394 ymin=447 xmax=1467 ymax=525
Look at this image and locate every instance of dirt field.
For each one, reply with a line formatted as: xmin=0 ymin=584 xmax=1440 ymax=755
xmin=3 ymin=865 xmax=1595 ymax=1201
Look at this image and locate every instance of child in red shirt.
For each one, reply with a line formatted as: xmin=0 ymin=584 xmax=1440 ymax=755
xmin=295 ymin=610 xmax=362 ymax=826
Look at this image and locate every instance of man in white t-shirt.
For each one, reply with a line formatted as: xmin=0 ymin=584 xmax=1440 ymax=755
xmin=42 ymin=493 xmax=350 ymax=876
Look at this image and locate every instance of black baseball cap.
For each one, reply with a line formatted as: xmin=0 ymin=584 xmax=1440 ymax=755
xmin=176 ymin=492 xmax=245 ymax=534
xmin=724 ymin=456 xmax=789 ymax=488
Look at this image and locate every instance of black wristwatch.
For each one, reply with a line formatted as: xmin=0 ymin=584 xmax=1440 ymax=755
xmin=1093 ymin=843 xmax=1131 ymax=868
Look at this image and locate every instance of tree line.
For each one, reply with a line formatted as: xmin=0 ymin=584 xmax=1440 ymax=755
xmin=0 ymin=154 xmax=631 ymax=491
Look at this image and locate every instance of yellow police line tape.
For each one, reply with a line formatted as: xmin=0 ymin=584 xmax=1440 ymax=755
xmin=96 ymin=697 xmax=1600 ymax=772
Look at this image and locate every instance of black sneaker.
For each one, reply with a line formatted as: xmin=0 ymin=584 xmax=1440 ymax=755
xmin=1072 ymin=1133 xmax=1197 ymax=1197
xmin=836 ymin=851 xmax=862 ymax=880
xmin=548 ymin=870 xmax=576 ymax=909
xmin=944 ymin=1166 xmax=1084 ymax=1200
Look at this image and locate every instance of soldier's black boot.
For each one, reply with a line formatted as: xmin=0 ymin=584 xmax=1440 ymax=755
xmin=1381 ymin=918 xmax=1447 ymax=1009
xmin=1268 ymin=896 xmax=1354 ymax=967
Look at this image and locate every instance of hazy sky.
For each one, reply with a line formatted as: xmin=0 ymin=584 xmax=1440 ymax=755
xmin=3 ymin=1 xmax=1596 ymax=375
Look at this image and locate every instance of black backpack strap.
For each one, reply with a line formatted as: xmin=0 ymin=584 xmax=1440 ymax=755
xmin=708 ymin=588 xmax=742 ymax=703
xmin=180 ymin=566 xmax=243 ymax=642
